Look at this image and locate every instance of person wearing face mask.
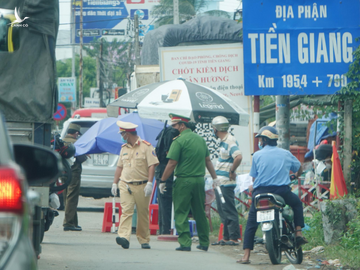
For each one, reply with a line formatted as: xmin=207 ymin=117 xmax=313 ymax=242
xmin=111 ymin=121 xmax=159 ymax=249
xmin=62 ymin=123 xmax=86 ymax=231
xmin=210 ymin=116 xmax=242 ymax=246
xmin=238 ymin=126 xmax=307 ymax=264
xmin=154 ymin=125 xmax=179 ymax=235
xmin=159 ymin=113 xmax=218 ymax=252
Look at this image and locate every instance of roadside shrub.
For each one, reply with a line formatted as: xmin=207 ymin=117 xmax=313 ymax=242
xmin=303 ymin=211 xmax=325 ymax=248
xmin=340 ymin=203 xmax=360 ymax=250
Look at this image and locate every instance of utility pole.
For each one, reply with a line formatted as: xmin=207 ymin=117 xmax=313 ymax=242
xmin=71 ymin=1 xmax=75 ymax=78
xmin=276 ymin=96 xmax=290 ymax=150
xmin=134 ymin=14 xmax=141 ymax=66
xmin=173 ymin=0 xmax=179 ymax=24
xmin=127 ymin=43 xmax=132 ymax=91
xmin=253 ymin=96 xmax=260 ymax=152
xmin=79 ymin=0 xmax=83 ymax=108
xmin=99 ymin=39 xmax=104 ymax=107
xmin=343 ymin=100 xmax=353 ymax=188
xmin=71 ymin=0 xmax=76 ymax=114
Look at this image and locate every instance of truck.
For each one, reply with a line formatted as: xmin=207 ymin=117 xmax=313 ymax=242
xmin=129 ymin=65 xmax=160 ymax=91
xmin=0 ymin=1 xmax=59 ymax=258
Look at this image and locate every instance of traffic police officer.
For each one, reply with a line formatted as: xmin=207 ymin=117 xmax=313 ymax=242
xmin=160 ymin=113 xmax=218 ymax=252
xmin=111 ymin=121 xmax=159 ymax=249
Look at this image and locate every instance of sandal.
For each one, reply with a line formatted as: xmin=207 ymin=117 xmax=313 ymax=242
xmin=225 ymin=240 xmax=240 ymax=246
xmin=296 ymin=236 xmax=309 ymax=247
xmin=211 ymin=239 xmax=226 ymax=246
xmin=236 ymin=259 xmax=251 ymax=264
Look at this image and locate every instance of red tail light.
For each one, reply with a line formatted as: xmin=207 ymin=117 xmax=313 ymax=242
xmin=0 ymin=167 xmax=23 ymax=214
xmin=256 ymin=198 xmax=274 ymax=210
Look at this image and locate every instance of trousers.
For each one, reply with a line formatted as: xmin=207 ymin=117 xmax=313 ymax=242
xmin=63 ymin=161 xmax=82 ymax=227
xmin=215 ymin=185 xmax=240 ymax=240
xmin=156 ymin=178 xmax=173 ymax=234
xmin=243 ymin=185 xmax=305 ymax=250
xmin=173 ymin=176 xmax=209 ymax=247
xmin=118 ymin=181 xmax=151 ymax=244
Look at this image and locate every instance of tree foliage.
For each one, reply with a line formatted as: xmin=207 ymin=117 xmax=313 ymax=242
xmin=310 ymin=44 xmax=360 ymax=192
xmin=83 ymin=38 xmax=133 ymax=91
xmin=56 ymin=55 xmax=97 ymax=106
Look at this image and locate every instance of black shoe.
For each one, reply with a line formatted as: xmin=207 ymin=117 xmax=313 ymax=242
xmin=196 ymin=245 xmax=208 ymax=251
xmin=63 ymin=226 xmax=82 ymax=231
xmin=116 ymin=237 xmax=129 ymax=249
xmin=176 ymin=246 xmax=191 ymax=251
xmin=76 ymin=226 xmax=82 ymax=229
xmin=296 ymin=236 xmax=309 ymax=248
xmin=141 ymin=243 xmax=151 ymax=249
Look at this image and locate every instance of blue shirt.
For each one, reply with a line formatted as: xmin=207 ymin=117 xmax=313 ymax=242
xmin=250 ymin=145 xmax=300 ymax=189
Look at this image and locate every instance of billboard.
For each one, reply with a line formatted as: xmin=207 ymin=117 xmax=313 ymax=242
xmin=74 ymin=0 xmax=159 ymax=43
xmin=243 ymin=0 xmax=360 ymax=96
xmin=159 ymin=44 xmax=253 ymax=173
xmin=58 ymin=77 xmax=76 ymax=102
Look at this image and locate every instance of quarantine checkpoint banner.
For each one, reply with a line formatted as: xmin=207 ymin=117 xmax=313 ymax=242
xmin=159 ymin=43 xmax=254 ymax=173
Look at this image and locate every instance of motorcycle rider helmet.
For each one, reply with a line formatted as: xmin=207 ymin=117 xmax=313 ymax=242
xmin=255 ymin=126 xmax=279 ymax=140
xmin=59 ymin=143 xmax=76 ymax=159
xmin=211 ymin=116 xmax=230 ymax=132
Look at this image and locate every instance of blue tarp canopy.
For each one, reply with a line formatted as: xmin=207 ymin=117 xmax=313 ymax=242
xmin=305 ymin=112 xmax=337 ymax=159
xmin=74 ymin=112 xmax=165 ymax=156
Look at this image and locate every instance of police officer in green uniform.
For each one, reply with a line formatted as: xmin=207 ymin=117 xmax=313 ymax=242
xmin=62 ymin=123 xmax=86 ymax=231
xmin=160 ymin=113 xmax=218 ymax=251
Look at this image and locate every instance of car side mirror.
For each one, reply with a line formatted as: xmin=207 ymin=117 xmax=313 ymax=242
xmin=13 ymin=144 xmax=61 ymax=186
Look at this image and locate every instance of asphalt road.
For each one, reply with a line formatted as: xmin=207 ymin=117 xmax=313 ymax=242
xmin=37 ymin=196 xmax=255 ymax=270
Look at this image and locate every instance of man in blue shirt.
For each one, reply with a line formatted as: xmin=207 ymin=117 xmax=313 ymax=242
xmin=238 ymin=126 xmax=307 ymax=264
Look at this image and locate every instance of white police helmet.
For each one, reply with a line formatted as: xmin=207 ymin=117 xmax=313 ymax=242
xmin=211 ymin=116 xmax=230 ymax=132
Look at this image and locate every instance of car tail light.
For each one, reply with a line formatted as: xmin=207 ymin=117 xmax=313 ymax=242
xmin=0 ymin=166 xmax=24 ymax=260
xmin=0 ymin=167 xmax=24 ymax=214
xmin=256 ymin=198 xmax=275 ymax=210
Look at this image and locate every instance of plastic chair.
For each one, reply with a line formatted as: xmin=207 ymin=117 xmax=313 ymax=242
xmin=217 ymin=223 xmax=243 ymax=241
xmin=205 ymin=189 xmax=216 ymax=232
xmin=149 ymin=180 xmax=159 ymax=235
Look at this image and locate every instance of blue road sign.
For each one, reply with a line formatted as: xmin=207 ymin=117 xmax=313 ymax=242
xmin=243 ymin=0 xmax=360 ymax=96
xmin=74 ymin=1 xmax=128 ymax=43
xmin=130 ymin=9 xmax=149 ymax=20
xmin=54 ymin=104 xmax=67 ymax=121
xmin=139 ymin=24 xmax=154 ymax=36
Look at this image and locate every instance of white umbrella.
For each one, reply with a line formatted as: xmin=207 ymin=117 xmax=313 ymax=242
xmin=107 ymin=79 xmax=249 ymax=126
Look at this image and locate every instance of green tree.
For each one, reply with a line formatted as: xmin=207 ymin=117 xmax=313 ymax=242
xmin=310 ymin=44 xmax=360 ymax=192
xmin=56 ymin=55 xmax=97 ymax=106
xmin=84 ymin=38 xmax=133 ymax=96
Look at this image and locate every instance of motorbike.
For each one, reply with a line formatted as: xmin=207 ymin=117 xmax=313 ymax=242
xmin=254 ymin=188 xmax=303 ymax=265
xmin=38 ymin=134 xmax=75 ymax=242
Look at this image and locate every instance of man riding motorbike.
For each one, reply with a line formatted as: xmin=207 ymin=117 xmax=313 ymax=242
xmin=238 ymin=126 xmax=308 ymax=264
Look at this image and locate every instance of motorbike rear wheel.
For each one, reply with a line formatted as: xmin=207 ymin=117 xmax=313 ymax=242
xmin=265 ymin=223 xmax=282 ymax=264
xmin=285 ymin=246 xmax=303 ymax=264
